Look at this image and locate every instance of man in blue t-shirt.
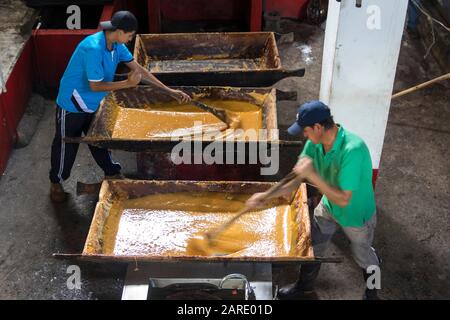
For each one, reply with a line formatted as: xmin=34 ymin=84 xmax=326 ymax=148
xmin=49 ymin=11 xmax=190 ymax=202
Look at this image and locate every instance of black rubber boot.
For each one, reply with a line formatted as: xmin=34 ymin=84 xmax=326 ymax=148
xmin=362 ymin=268 xmax=380 ymax=300
xmin=277 ymin=263 xmax=321 ymax=299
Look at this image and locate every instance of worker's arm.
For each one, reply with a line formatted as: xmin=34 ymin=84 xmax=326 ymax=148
xmin=89 ymin=68 xmax=141 ymax=92
xmin=246 ymin=155 xmax=316 ymax=208
xmin=246 ymin=177 xmax=302 ymax=208
xmin=246 ymin=158 xmax=313 ymax=209
xmin=295 ymin=157 xmax=352 ymax=207
xmin=125 ymin=60 xmax=191 ymax=103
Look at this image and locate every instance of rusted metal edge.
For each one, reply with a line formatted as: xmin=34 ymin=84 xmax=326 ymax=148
xmin=52 ymin=253 xmax=343 ymax=264
xmin=64 ymin=137 xmax=303 ymax=148
xmin=150 ymin=68 xmax=306 ymax=87
xmin=59 ymin=179 xmax=342 ymax=264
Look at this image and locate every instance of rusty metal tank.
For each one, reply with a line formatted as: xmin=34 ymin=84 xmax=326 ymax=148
xmin=115 ymin=32 xmax=305 ymax=87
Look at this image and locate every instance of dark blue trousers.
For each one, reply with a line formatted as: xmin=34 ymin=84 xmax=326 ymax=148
xmin=49 ymin=106 xmax=121 ymax=183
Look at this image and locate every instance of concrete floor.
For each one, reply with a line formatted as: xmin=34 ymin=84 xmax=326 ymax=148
xmin=0 ymin=19 xmax=449 ymax=300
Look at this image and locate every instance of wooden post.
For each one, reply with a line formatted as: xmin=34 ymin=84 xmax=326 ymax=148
xmin=392 ymin=73 xmax=450 ymax=99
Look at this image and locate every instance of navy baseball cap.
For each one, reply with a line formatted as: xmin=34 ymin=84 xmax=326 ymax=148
xmin=287 ymin=100 xmax=331 ymax=136
xmin=100 ymin=11 xmax=138 ymax=32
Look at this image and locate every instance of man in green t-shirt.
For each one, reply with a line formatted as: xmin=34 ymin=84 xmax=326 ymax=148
xmin=247 ymin=100 xmax=380 ymax=300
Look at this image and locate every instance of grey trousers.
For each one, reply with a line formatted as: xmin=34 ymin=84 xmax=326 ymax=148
xmin=312 ymin=201 xmax=380 ymax=269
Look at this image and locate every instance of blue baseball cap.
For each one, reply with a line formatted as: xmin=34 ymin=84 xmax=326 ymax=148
xmin=287 ymin=100 xmax=331 ymax=136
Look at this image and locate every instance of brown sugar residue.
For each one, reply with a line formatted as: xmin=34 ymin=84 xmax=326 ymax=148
xmin=99 ymin=192 xmax=305 ymax=257
xmin=111 ymin=99 xmax=263 ymax=140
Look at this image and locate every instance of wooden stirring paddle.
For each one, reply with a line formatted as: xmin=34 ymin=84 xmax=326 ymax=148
xmin=186 ymin=171 xmax=300 ymax=256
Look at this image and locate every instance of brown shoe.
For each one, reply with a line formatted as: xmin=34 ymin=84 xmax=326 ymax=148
xmin=50 ymin=183 xmax=67 ymax=203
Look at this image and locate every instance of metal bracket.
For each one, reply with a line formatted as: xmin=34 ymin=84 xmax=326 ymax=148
xmin=276 ymin=89 xmax=297 ymax=101
xmin=122 ymin=262 xmax=273 ymax=300
xmin=274 ymin=32 xmax=294 ymax=44
xmin=336 ymin=0 xmax=362 ymax=8
xmin=219 ymin=273 xmax=255 ymax=300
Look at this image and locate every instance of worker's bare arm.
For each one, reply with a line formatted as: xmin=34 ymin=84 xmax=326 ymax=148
xmin=246 ymin=176 xmax=302 ymax=208
xmin=307 ymin=172 xmax=352 ymax=207
xmin=89 ymin=80 xmax=133 ymax=91
xmin=125 ymin=60 xmax=191 ymax=103
xmin=89 ymin=68 xmax=141 ymax=91
xmin=295 ymin=157 xmax=352 ymax=207
xmin=125 ymin=60 xmax=166 ymax=89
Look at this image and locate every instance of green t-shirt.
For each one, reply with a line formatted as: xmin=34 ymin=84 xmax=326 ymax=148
xmin=300 ymin=126 xmax=376 ymax=227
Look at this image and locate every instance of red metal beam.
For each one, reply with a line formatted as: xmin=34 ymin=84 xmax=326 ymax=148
xmin=148 ymin=0 xmax=161 ymax=33
xmin=0 ymin=96 xmax=13 ymax=175
xmin=147 ymin=0 xmax=262 ymax=33
xmin=372 ymin=169 xmax=379 ymax=188
xmin=1 ymin=39 xmax=34 ymax=138
xmin=249 ymin=0 xmax=263 ymax=31
xmin=0 ymin=38 xmax=33 ymax=175
xmin=265 ymin=0 xmax=309 ymax=19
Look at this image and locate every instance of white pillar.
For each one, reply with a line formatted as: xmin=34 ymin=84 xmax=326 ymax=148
xmin=320 ymin=0 xmax=408 ymax=172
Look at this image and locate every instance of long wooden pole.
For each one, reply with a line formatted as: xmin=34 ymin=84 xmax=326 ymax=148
xmin=392 ymin=73 xmax=450 ymax=99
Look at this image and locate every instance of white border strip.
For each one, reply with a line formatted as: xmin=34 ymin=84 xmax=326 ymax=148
xmin=57 ymin=109 xmax=66 ymax=182
xmin=73 ymin=89 xmax=94 ymax=113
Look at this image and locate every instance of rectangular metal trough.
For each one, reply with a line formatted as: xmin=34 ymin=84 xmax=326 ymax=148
xmin=127 ymin=32 xmax=305 ymax=87
xmin=70 ymin=85 xmax=282 ymax=152
xmin=81 ymin=179 xmax=320 ymax=263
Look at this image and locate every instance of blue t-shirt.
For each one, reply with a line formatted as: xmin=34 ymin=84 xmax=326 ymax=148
xmin=56 ymin=31 xmax=133 ymax=113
